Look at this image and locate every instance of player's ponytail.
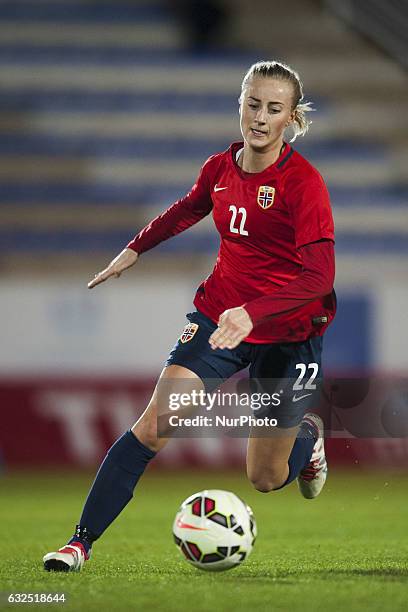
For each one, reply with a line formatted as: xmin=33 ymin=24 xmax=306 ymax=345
xmin=240 ymin=60 xmax=314 ymax=141
xmin=291 ymin=101 xmax=314 ymax=141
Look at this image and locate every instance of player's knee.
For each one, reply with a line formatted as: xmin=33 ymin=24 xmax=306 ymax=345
xmin=247 ymin=467 xmax=286 ymax=493
xmin=250 ymin=478 xmax=275 ymax=493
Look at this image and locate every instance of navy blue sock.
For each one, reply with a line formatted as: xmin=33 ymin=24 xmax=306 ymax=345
xmin=69 ymin=431 xmax=155 ymax=548
xmin=279 ymin=422 xmax=316 ymax=489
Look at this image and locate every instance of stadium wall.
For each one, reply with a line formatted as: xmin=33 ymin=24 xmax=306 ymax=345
xmin=2 ymin=276 xmax=407 ymax=376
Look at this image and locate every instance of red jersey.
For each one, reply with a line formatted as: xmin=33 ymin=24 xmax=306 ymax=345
xmin=128 ymin=141 xmax=336 ymax=343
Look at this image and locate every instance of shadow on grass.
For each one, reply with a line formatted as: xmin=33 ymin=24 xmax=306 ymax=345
xmin=100 ymin=558 xmax=408 ymax=585
xmin=319 ymin=568 xmax=408 ymax=580
xmin=172 ymin=566 xmax=408 ymax=584
xmin=224 ymin=567 xmax=408 ymax=583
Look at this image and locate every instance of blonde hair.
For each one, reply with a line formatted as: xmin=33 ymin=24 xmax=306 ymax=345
xmin=240 ymin=60 xmax=314 ymax=141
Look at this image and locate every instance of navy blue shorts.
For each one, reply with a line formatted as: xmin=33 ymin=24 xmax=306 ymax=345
xmin=165 ymin=311 xmax=323 ymax=428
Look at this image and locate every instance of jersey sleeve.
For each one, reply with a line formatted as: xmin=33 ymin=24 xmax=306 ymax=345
xmin=127 ymin=156 xmax=215 ymax=254
xmin=288 ymin=170 xmax=334 ymax=249
xmin=243 ymin=240 xmax=335 ymax=325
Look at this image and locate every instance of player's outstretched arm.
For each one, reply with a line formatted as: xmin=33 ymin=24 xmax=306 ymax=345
xmin=88 ymin=248 xmax=138 ymax=289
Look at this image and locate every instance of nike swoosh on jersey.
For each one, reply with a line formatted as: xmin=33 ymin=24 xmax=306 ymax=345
xmin=214 ymin=185 xmax=228 ymax=192
xmin=292 ymin=393 xmax=313 ymax=403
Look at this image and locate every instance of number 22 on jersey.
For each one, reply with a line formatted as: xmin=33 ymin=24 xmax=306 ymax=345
xmin=229 ymin=205 xmax=248 ymax=236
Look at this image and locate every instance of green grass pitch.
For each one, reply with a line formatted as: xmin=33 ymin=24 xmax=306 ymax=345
xmin=1 ymin=468 xmax=407 ymax=611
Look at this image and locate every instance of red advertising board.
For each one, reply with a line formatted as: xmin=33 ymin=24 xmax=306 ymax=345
xmin=1 ymin=377 xmax=408 ymax=469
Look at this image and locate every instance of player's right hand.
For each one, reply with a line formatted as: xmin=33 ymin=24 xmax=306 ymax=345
xmin=88 ymin=248 xmax=139 ymax=289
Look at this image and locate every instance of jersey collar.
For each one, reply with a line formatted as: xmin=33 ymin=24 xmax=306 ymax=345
xmin=229 ymin=141 xmax=292 ymax=180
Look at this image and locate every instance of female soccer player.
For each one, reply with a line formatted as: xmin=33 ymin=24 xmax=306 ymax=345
xmin=44 ymin=60 xmax=335 ymax=571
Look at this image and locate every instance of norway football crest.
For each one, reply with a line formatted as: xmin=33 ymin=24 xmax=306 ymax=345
xmin=180 ymin=322 xmax=199 ymax=343
xmin=257 ymin=186 xmax=275 ymax=209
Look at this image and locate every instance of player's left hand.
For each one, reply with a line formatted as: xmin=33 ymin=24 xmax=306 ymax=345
xmin=209 ymin=307 xmax=253 ymax=350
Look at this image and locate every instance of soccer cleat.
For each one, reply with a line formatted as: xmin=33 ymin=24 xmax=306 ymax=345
xmin=43 ymin=542 xmax=90 ymax=572
xmin=297 ymin=413 xmax=327 ymax=499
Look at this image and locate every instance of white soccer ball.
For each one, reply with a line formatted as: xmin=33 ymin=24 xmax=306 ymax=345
xmin=173 ymin=489 xmax=257 ymax=571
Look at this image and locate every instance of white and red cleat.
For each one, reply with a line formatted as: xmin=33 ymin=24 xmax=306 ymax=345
xmin=43 ymin=542 xmax=90 ymax=572
xmin=297 ymin=413 xmax=327 ymax=500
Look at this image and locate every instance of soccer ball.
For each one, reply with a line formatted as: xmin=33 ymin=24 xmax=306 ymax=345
xmin=173 ymin=489 xmax=257 ymax=571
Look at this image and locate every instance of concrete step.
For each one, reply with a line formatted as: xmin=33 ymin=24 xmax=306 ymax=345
xmin=0 ymin=102 xmax=405 ymax=142
xmin=0 ymin=57 xmax=406 ymax=95
xmin=0 ymin=21 xmax=182 ymax=49
xmin=0 ymin=153 xmax=406 ymax=187
xmin=3 ymin=204 xmax=408 ymax=234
